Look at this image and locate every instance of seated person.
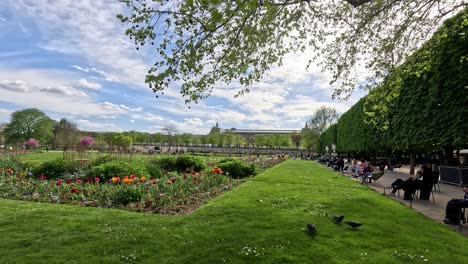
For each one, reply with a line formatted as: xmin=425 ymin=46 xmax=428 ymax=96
xmin=443 ymin=185 xmax=468 ymax=225
xmin=360 ymin=164 xmax=374 ymax=183
xmin=390 ymin=175 xmax=422 ymax=199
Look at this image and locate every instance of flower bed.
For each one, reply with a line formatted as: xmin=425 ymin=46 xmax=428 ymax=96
xmin=243 ymin=156 xmax=285 ymax=170
xmin=0 ymin=167 xmax=237 ymax=214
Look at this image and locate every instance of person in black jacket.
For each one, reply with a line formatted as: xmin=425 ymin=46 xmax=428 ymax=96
xmin=419 ymin=163 xmax=433 ymax=200
xmin=390 ymin=174 xmax=422 ymax=200
xmin=443 ymin=185 xmax=468 ymax=225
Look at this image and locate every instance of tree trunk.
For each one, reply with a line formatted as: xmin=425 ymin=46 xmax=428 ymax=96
xmin=409 ymin=152 xmax=416 ymax=175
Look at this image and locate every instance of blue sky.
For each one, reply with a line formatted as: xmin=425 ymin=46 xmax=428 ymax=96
xmin=0 ymin=0 xmax=367 ymax=134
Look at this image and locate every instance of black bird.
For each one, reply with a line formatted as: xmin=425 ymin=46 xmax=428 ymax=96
xmin=344 ymin=221 xmax=362 ymax=229
xmin=306 ymin=223 xmax=317 ymax=235
xmin=333 ymin=215 xmax=345 ymax=223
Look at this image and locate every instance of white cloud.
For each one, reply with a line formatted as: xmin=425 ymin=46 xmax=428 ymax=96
xmin=130 ymin=112 xmax=164 ymax=122
xmin=183 ymin=117 xmax=204 ymax=127
xmin=0 ymin=80 xmax=29 ymax=92
xmin=0 ymin=70 xmax=128 ymax=117
xmin=100 ymin=102 xmax=143 ymax=114
xmin=10 ymin=1 xmax=149 ymax=89
xmin=40 ymin=85 xmax=88 ymax=97
xmin=76 ymin=119 xmax=123 ymax=132
xmin=101 ymin=115 xmax=119 ymax=119
xmin=119 ymin=104 xmax=143 ymax=112
xmin=79 ymin=78 xmax=102 ymax=90
xmin=73 ymin=66 xmax=120 ymax=83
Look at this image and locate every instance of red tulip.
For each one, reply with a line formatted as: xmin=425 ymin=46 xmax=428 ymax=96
xmin=94 ymin=177 xmax=100 ymax=182
xmin=71 ymin=188 xmax=77 ymax=193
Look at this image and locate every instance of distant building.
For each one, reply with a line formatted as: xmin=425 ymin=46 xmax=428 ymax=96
xmin=222 ymin=129 xmax=301 ymax=136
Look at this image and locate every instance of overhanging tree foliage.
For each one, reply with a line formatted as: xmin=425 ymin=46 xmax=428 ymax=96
xmin=328 ymin=9 xmax=467 ymax=160
xmin=118 ymin=0 xmax=466 ymax=102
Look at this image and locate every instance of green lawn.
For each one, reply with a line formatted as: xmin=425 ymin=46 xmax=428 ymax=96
xmin=0 ymin=160 xmax=466 ymax=263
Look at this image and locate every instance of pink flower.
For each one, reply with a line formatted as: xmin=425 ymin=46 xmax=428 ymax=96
xmin=80 ymin=136 xmax=94 ymax=148
xmin=94 ymin=177 xmax=100 ymax=182
xmin=24 ymin=138 xmax=40 ymax=148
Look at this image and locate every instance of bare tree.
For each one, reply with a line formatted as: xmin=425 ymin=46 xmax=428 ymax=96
xmin=290 ymin=132 xmax=302 ymax=150
xmin=162 ymin=124 xmax=178 ymax=151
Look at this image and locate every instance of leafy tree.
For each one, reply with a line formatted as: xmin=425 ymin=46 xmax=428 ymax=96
xmin=191 ymin=134 xmax=202 ymax=146
xmin=199 ymin=135 xmax=208 ymax=146
xmin=151 ymin=132 xmax=165 ymax=145
xmin=4 ymin=108 xmax=53 ymax=145
xmin=301 ymin=127 xmax=319 ymax=151
xmin=255 ymin=134 xmax=274 ymax=148
xmin=270 ymin=134 xmax=290 ymax=149
xmin=113 ymin=134 xmax=133 ymax=151
xmin=222 ymin=130 xmax=234 ymax=147
xmin=179 ymin=133 xmax=193 ymax=146
xmin=53 ymin=118 xmax=79 ymax=150
xmin=118 ymin=0 xmax=466 ymax=102
xmin=307 ymin=106 xmax=338 ymax=135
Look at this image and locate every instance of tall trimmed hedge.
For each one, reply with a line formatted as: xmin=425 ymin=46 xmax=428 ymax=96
xmin=324 ymin=9 xmax=467 ymax=157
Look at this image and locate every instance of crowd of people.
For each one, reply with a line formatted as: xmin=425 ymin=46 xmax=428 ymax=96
xmin=318 ymin=156 xmax=467 ymax=226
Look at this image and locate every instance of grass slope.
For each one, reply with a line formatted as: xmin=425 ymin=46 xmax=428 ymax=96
xmin=0 ymin=160 xmax=466 ymax=263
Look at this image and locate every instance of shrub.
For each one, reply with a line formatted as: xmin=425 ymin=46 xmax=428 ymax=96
xmin=175 ymin=155 xmax=205 ymax=172
xmin=111 ymin=186 xmax=144 ymax=206
xmin=91 ymin=155 xmax=116 ymax=166
xmin=155 ymin=156 xmax=177 ymax=172
xmin=90 ymin=160 xmax=148 ymax=180
xmin=32 ymin=158 xmax=79 ymax=180
xmin=218 ymin=157 xmax=236 ymax=163
xmin=217 ymin=160 xmax=256 ymax=179
xmin=146 ymin=159 xmax=164 ymax=178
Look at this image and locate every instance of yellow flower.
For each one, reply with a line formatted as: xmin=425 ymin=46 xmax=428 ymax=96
xmin=140 ymin=176 xmax=146 ymax=181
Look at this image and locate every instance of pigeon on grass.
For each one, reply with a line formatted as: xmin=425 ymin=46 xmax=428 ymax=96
xmin=306 ymin=223 xmax=317 ymax=235
xmin=332 ymin=215 xmax=344 ymax=223
xmin=344 ymin=221 xmax=362 ymax=230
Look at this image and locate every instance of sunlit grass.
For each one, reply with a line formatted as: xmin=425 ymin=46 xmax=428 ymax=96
xmin=0 ymin=160 xmax=466 ymax=263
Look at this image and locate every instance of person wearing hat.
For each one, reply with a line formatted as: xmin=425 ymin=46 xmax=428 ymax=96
xmin=443 ymin=184 xmax=468 ymax=225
